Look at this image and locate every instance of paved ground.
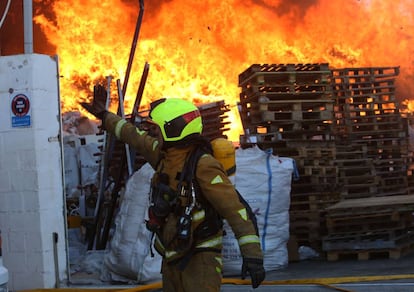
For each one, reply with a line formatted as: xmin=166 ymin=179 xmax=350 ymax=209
xmin=220 ymin=251 xmax=414 ymax=291
xmin=67 ymin=251 xmax=414 ymax=291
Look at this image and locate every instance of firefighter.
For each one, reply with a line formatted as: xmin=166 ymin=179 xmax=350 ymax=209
xmin=81 ymin=85 xmax=265 ymax=291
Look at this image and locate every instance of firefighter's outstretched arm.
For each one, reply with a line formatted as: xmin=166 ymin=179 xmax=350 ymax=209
xmin=81 ymin=84 xmax=161 ymax=168
xmin=81 ymin=84 xmax=108 ymax=119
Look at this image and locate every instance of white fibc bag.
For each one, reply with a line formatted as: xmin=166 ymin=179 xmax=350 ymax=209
xmin=222 ymin=146 xmax=294 ymax=275
xmin=101 ymin=163 xmax=162 ymax=283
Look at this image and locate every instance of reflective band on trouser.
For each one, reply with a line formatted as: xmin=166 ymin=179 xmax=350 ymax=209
xmin=155 ymin=236 xmax=164 ymax=249
xmin=196 ymin=235 xmax=222 ymax=249
xmin=154 ymin=236 xmax=167 ymax=257
xmin=165 ymin=250 xmax=178 ymax=259
xmin=115 ymin=119 xmax=127 ymax=139
xmin=193 ymin=209 xmax=205 ymax=222
xmin=238 ymin=234 xmax=260 ymax=246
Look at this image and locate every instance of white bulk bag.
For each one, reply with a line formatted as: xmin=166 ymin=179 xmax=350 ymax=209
xmin=222 ymin=146 xmax=293 ymax=275
xmin=101 ymin=163 xmax=162 ymax=283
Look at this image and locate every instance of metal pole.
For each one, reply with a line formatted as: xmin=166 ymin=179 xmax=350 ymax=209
xmin=121 ymin=0 xmax=144 ymax=97
xmin=117 ymin=79 xmax=133 ymax=176
xmin=23 ymin=0 xmax=33 ymax=53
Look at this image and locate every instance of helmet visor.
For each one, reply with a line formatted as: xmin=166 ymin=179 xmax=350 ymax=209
xmin=163 ymin=110 xmax=200 ymax=138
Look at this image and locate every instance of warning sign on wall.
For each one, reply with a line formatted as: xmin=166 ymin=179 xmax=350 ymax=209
xmin=11 ymin=93 xmax=31 ymax=127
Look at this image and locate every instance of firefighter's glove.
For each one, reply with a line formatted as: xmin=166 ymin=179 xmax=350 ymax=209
xmin=241 ymin=257 xmax=265 ymax=289
xmin=81 ymin=84 xmax=108 ymax=119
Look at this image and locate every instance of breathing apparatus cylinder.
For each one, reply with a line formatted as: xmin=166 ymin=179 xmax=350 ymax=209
xmin=211 ymin=138 xmax=236 ymax=184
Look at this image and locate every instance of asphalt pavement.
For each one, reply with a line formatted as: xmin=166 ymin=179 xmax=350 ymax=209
xmin=66 ymin=250 xmax=414 ymax=291
xmin=221 ymin=251 xmax=414 ymax=291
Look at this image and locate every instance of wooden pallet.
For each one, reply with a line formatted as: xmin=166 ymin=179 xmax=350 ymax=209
xmin=334 ymin=78 xmax=396 ymax=88
xmin=291 ymin=182 xmax=337 ymax=195
xmin=290 ymin=222 xmax=326 ymax=240
xmin=239 ymin=63 xmax=331 ymax=86
xmin=239 ymin=91 xmax=332 ymax=104
xmin=340 ymin=183 xmax=379 ymax=199
xmin=239 ymin=109 xmax=334 ymax=131
xmin=341 ymin=125 xmax=404 ymax=137
xmin=326 ymin=211 xmax=413 ymax=234
xmin=325 ymin=237 xmax=414 ymax=261
xmin=326 ymin=246 xmax=412 ymax=261
xmin=198 ymin=100 xmax=231 ymax=141
xmin=290 ymin=225 xmax=327 ymax=252
xmin=258 ymin=109 xmax=334 ymax=123
xmin=250 ymin=99 xmax=334 ymax=112
xmin=337 ymin=165 xmax=375 ymax=178
xmin=323 ymin=228 xmax=414 ymax=251
xmin=295 ymin=157 xmax=335 ymax=168
xmin=241 ymin=99 xmax=334 ymax=124
xmin=334 ymin=88 xmax=396 ymax=98
xmin=343 ymin=142 xmax=407 ymax=155
xmin=240 ymin=129 xmax=334 ymax=143
xmin=296 ymin=146 xmax=336 ymax=159
xmin=300 ymin=166 xmax=337 ymax=176
xmin=335 ymin=144 xmax=368 ymax=159
xmin=334 ymin=158 xmax=373 ymax=168
xmin=290 ymin=192 xmax=340 ymax=212
xmin=293 ymin=176 xmax=338 ymax=191
xmin=340 ymin=109 xmax=401 ymax=120
xmin=338 ymin=113 xmax=402 ymax=124
xmin=326 ymin=195 xmax=414 ymax=216
xmin=241 ymin=82 xmax=332 ymax=96
xmin=322 ymin=233 xmax=414 ymax=261
xmin=375 ymin=176 xmax=409 ymax=197
xmin=341 ymin=129 xmax=407 ymax=142
xmin=331 ymin=66 xmax=399 ymax=80
xmin=334 ymin=91 xmax=397 ymax=102
xmin=334 ymin=80 xmax=396 ymax=93
xmin=338 ymin=175 xmax=379 ymax=186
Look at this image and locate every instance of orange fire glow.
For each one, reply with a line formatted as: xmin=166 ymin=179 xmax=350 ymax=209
xmin=33 ymin=0 xmax=414 ymax=141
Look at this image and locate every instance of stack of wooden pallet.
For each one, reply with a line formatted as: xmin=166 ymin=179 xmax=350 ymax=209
xmin=322 ymin=67 xmax=414 ymax=260
xmin=323 ymin=195 xmax=414 ymax=261
xmin=238 ymin=63 xmax=341 ymax=251
xmin=332 ymin=67 xmax=408 ymax=198
xmin=198 ymin=100 xmax=231 ymax=141
xmin=237 ymin=63 xmax=414 ymax=259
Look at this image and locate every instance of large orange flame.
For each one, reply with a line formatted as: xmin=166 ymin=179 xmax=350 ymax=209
xmin=33 ymin=0 xmax=414 ymax=141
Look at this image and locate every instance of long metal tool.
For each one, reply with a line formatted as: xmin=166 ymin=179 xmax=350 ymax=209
xmin=98 ymin=80 xmax=130 ymax=249
xmin=125 ymin=62 xmax=150 ymax=180
xmin=87 ymin=76 xmax=113 ymax=250
xmin=131 ymin=61 xmax=150 ymax=121
xmin=122 ymin=0 xmax=145 ymax=97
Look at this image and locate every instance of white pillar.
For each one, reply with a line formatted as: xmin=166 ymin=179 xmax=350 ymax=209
xmin=0 ymin=54 xmax=67 ymax=290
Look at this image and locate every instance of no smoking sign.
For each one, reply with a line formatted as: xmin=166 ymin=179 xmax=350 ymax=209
xmin=11 ymin=93 xmax=31 ymax=127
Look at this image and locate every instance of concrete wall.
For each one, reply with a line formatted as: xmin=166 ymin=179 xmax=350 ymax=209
xmin=0 ymin=54 xmax=67 ymax=290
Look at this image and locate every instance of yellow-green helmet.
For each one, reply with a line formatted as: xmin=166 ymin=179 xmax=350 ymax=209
xmin=149 ymin=98 xmax=203 ymax=143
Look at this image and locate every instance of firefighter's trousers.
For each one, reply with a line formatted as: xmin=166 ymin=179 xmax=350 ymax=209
xmin=161 ymin=250 xmax=223 ymax=292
